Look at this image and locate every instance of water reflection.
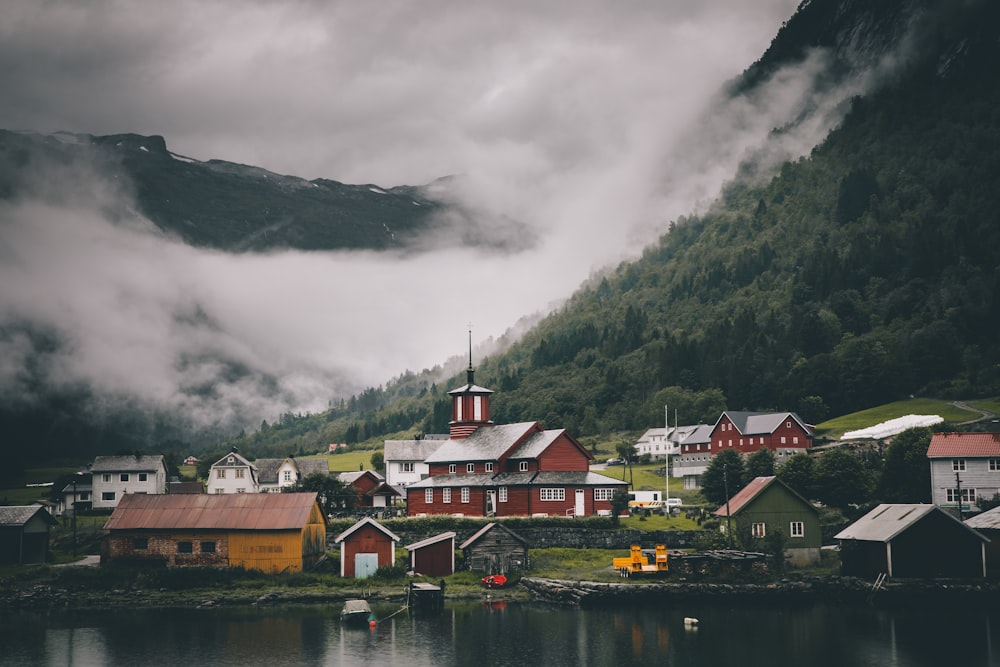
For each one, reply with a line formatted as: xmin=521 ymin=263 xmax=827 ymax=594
xmin=0 ymin=600 xmax=996 ymax=666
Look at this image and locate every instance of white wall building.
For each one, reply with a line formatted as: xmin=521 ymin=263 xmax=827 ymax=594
xmin=90 ymin=455 xmax=168 ymax=510
xmin=384 ymin=437 xmax=447 ymax=495
xmin=205 ymin=449 xmax=259 ymax=494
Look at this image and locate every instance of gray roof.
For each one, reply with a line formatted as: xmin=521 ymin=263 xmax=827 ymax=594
xmin=296 ymin=458 xmax=329 ymax=478
xmin=254 ymin=458 xmax=284 ymax=484
xmin=460 ymin=521 xmax=528 ymax=549
xmin=719 ymin=411 xmax=812 ymax=436
xmin=0 ymin=505 xmax=57 ymax=527
xmin=406 ymin=531 xmax=457 ymax=551
xmin=425 ymin=422 xmax=540 ymax=463
xmin=91 ymin=455 xmax=165 ymax=472
xmin=835 ymin=504 xmax=988 ymax=543
xmin=384 ymin=439 xmax=447 ymax=461
xmin=59 ymin=474 xmax=93 ymax=494
xmin=965 ymin=505 xmax=1000 ymax=530
xmin=406 ymin=470 xmax=626 ymax=489
xmin=448 ymin=383 xmax=494 ymax=395
xmin=256 ymin=457 xmax=329 ymax=484
xmin=680 ymin=423 xmax=713 ymax=445
xmin=209 ymin=451 xmax=256 ymax=469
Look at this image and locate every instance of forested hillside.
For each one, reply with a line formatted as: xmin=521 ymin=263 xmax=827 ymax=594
xmin=221 ymin=0 xmax=1000 ymax=457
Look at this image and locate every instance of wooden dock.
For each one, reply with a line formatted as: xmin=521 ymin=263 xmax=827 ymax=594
xmin=407 ymin=581 xmax=445 ymax=613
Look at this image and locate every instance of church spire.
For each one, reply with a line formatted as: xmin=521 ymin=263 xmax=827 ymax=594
xmin=448 ymin=326 xmax=493 ymax=439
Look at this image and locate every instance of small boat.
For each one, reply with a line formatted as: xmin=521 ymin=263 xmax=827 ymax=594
xmin=481 ymin=574 xmax=508 ymax=589
xmin=341 ymin=599 xmax=375 ymax=627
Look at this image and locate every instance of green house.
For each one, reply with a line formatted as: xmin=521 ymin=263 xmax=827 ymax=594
xmin=715 ymin=476 xmax=821 ymax=566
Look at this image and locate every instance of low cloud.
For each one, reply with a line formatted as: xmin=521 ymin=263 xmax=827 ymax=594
xmin=0 ymin=0 xmax=911 ymax=437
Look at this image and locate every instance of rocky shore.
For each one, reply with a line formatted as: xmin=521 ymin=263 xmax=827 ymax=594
xmin=520 ymin=576 xmax=1000 ymax=609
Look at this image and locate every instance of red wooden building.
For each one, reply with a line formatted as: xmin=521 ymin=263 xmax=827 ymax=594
xmin=406 ymin=365 xmax=626 ymax=517
xmin=405 ymin=531 xmax=456 ymax=577
xmin=334 ymin=517 xmax=400 ymax=578
xmin=680 ymin=411 xmax=813 ymax=458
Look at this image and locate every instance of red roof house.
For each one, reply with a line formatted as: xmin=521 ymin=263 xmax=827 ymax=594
xmin=927 ymin=432 xmax=1000 ymax=512
xmin=334 ymin=517 xmax=400 ymax=578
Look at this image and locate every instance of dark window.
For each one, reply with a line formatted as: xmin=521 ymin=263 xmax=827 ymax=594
xmin=132 ymin=537 xmax=148 ymax=550
xmin=120 ymin=473 xmax=129 ymax=482
xmin=201 ymin=541 xmax=216 ymax=553
xmin=177 ymin=541 xmax=193 ymax=554
xmin=101 ymin=492 xmax=116 ymax=501
xmin=138 ymin=473 xmax=148 ymax=482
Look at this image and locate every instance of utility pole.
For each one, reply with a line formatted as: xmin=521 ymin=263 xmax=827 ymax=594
xmin=664 ymin=405 xmax=669 ymax=507
xmin=956 ymin=470 xmax=964 ymax=521
xmin=724 ymin=468 xmax=733 ymax=549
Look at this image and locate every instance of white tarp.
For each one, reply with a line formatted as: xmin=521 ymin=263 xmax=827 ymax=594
xmin=840 ymin=414 xmax=944 ymax=440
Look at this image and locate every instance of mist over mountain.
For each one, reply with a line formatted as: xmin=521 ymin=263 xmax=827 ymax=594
xmin=2 ymin=0 xmax=997 ymax=465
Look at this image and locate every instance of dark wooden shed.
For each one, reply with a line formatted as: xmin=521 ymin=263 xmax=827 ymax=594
xmin=0 ymin=505 xmax=58 ymax=565
xmin=460 ymin=522 xmax=528 ymax=575
xmin=406 ymin=531 xmax=456 ymax=577
xmin=835 ymin=504 xmax=988 ymax=579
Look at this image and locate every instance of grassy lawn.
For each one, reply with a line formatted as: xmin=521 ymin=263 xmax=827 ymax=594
xmin=323 ymin=450 xmax=381 ymax=473
xmin=813 ymin=398 xmax=980 ymax=439
xmin=0 ymin=466 xmax=78 ymax=505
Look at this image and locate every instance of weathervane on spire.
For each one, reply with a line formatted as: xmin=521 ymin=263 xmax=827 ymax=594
xmin=467 ymin=323 xmax=476 ymax=385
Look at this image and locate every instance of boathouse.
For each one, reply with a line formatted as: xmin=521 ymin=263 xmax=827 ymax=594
xmin=406 ymin=531 xmax=456 ymax=577
xmin=102 ymin=492 xmax=327 ymax=573
xmin=334 ymin=517 xmax=401 ymax=578
xmin=460 ymin=522 xmax=529 ymax=575
xmin=0 ymin=505 xmax=58 ymax=565
xmin=835 ymin=504 xmax=989 ymax=579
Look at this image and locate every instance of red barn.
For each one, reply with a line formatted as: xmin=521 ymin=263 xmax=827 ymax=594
xmin=406 ymin=364 xmax=626 ymax=518
xmin=406 ymin=531 xmax=456 ymax=577
xmin=334 ymin=517 xmax=400 ymax=578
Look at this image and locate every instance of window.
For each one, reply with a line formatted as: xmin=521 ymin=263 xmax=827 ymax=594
xmin=467 ymin=463 xmax=475 ymax=473
xmin=102 ymin=492 xmax=116 ymax=501
xmin=786 ymin=421 xmax=791 ymax=428
xmin=201 ymin=541 xmax=216 ymax=553
xmin=102 ymin=473 xmax=111 ymax=483
xmin=79 ymin=492 xmax=90 ymax=501
xmin=401 ymin=462 xmax=415 ymax=473
xmin=751 ymin=522 xmax=766 ymax=538
xmin=132 ymin=537 xmax=148 ymax=550
xmin=485 ymin=462 xmax=494 ymax=472
xmin=991 ymin=459 xmax=1000 ymax=471
xmin=953 ymin=459 xmax=966 ymax=471
xmin=236 ymin=468 xmax=246 ymax=479
xmin=790 ymin=521 xmax=804 ymax=538
xmin=499 ymin=487 xmax=507 ymax=502
xmin=540 ymin=488 xmax=565 ymax=501
xmin=594 ymin=488 xmax=614 ymax=501
xmin=442 ymin=488 xmax=452 ymax=503
xmin=793 ymin=437 xmax=799 ymax=444
xmin=519 ymin=461 xmax=528 ymax=472
xmin=424 ymin=488 xmax=433 ymax=504
xmin=177 ymin=541 xmax=193 ymax=554
xmin=780 ymin=436 xmax=786 ymax=444
xmin=461 ymin=487 xmax=470 ymax=503
xmin=449 ymin=464 xmax=457 ymax=474
xmin=138 ymin=473 xmax=148 ymax=482
xmin=216 ymin=469 xmax=227 ymax=479
xmin=236 ymin=488 xmax=245 ymax=493
xmin=283 ymin=470 xmax=292 ymax=482
xmin=947 ymin=488 xmax=976 ymax=503
xmin=120 ymin=473 xmax=130 ymax=482
xmin=215 ymin=488 xmax=224 ymax=494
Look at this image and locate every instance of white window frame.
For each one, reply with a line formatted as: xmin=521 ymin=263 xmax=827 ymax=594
xmin=120 ymin=473 xmax=129 ymax=482
xmin=790 ymin=521 xmax=804 ymax=538
xmin=138 ymin=473 xmax=148 ymax=482
xmin=499 ymin=487 xmax=507 ymax=502
xmin=401 ymin=462 xmax=415 ymax=473
xmin=953 ymin=459 xmax=966 ymax=471
xmin=540 ymin=488 xmax=565 ymax=502
xmin=485 ymin=462 xmax=494 ymax=472
xmin=236 ymin=468 xmax=246 ymax=479
xmin=594 ymin=488 xmax=614 ymax=501
xmin=424 ymin=488 xmax=433 ymax=504
xmin=467 ymin=463 xmax=475 ymax=473
xmin=461 ymin=487 xmax=470 ymax=503
xmin=216 ymin=469 xmax=226 ymax=479
xmin=102 ymin=473 xmax=111 ymax=483
xmin=449 ymin=464 xmax=457 ymax=474
xmin=752 ymin=522 xmax=766 ymax=538
xmin=947 ymin=488 xmax=976 ymax=503
xmin=519 ymin=461 xmax=528 ymax=472
xmin=442 ymin=488 xmax=451 ymax=503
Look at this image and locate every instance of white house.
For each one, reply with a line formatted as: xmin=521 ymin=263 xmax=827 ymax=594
xmin=205 ymin=449 xmax=258 ymax=494
xmin=383 ymin=436 xmax=448 ymax=495
xmin=635 ymin=425 xmax=700 ymax=460
xmin=256 ymin=457 xmax=329 ymax=493
xmin=90 ymin=455 xmax=168 ymax=510
xmin=671 ymin=424 xmax=714 ymax=489
xmin=927 ymin=432 xmax=1000 ymax=513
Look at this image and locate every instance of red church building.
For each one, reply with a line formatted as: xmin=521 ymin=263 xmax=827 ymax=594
xmin=406 ymin=364 xmax=627 ymax=518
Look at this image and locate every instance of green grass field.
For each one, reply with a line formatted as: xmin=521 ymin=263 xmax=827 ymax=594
xmin=813 ymin=398 xmax=984 ymax=439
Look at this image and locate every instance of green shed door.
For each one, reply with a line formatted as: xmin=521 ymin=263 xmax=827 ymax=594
xmin=355 ymin=553 xmax=379 ymax=579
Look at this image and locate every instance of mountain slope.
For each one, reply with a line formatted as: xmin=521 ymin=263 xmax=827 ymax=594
xmin=220 ymin=0 xmax=1000 ymax=457
xmin=0 ymin=130 xmax=532 ymax=253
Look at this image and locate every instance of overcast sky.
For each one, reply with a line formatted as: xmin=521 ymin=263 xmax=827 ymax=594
xmin=0 ymin=0 xmax=841 ymax=432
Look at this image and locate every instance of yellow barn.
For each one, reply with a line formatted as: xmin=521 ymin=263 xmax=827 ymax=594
xmin=103 ymin=492 xmax=327 ymax=573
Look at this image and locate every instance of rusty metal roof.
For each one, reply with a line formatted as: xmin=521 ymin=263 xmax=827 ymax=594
xmin=103 ymin=492 xmax=320 ymax=531
xmin=927 ymin=432 xmax=1000 ymax=458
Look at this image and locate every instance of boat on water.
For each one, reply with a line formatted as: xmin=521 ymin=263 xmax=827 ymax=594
xmin=482 ymin=574 xmax=508 ymax=589
xmin=341 ymin=599 xmax=375 ymax=627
